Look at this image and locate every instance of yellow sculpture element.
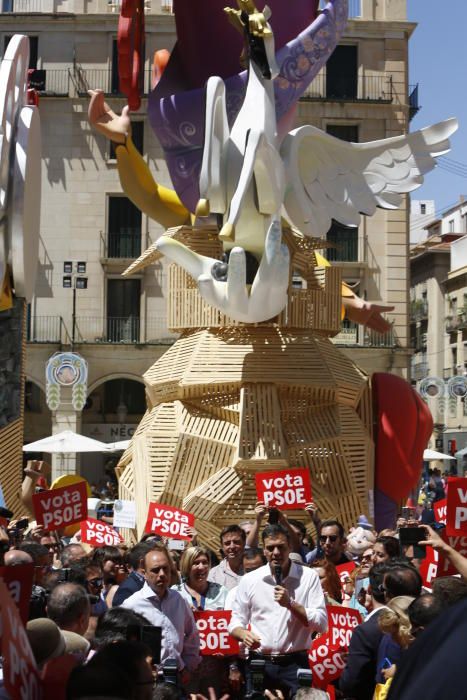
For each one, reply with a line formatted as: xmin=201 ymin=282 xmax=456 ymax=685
xmin=224 ymin=0 xmax=273 ymax=37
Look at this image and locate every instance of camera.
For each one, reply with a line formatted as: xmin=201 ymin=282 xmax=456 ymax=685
xmin=297 ymin=668 xmax=312 ymax=687
xmin=246 ymin=659 xmax=266 ymax=699
xmin=268 ymin=508 xmax=279 ymax=525
xmin=157 ymin=658 xmax=179 ymax=686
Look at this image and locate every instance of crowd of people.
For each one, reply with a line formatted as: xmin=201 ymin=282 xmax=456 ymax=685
xmin=0 ymin=463 xmax=466 ymax=700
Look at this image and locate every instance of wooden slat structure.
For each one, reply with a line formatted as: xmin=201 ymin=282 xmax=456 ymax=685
xmin=118 ymin=226 xmax=375 ymax=551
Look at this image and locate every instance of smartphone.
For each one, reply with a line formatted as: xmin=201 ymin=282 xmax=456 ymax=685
xmin=167 ymin=538 xmax=185 ymax=551
xmin=399 ymin=527 xmax=426 ymax=559
xmin=268 ymin=508 xmax=279 ymax=524
xmin=380 ymin=657 xmax=392 ymax=671
xmin=15 ymin=518 xmax=29 ymax=531
xmin=142 ymin=625 xmax=162 ymax=664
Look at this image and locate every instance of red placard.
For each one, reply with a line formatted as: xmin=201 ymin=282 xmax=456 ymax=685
xmin=434 ymin=498 xmax=447 ymax=524
xmin=32 ymin=481 xmax=87 ymax=530
xmin=308 ymin=605 xmax=361 ymax=688
xmin=0 ymin=578 xmax=42 ymax=699
xmin=438 ymin=534 xmax=467 ymax=577
xmin=145 ymin=503 xmax=194 ymax=540
xmin=255 ymin=469 xmax=312 ymax=510
xmin=336 ymin=562 xmax=357 ymax=589
xmin=80 ymin=518 xmax=122 ymax=547
xmin=0 ymin=564 xmax=34 ymax=624
xmin=446 ymin=478 xmax=467 ymax=536
xmin=419 ymin=546 xmax=439 ymax=589
xmin=193 ymin=611 xmax=239 ymax=656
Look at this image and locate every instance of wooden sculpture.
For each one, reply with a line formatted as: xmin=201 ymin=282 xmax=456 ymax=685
xmin=116 ymin=225 xmax=374 ymax=548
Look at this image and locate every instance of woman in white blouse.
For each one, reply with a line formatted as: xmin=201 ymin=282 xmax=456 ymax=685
xmin=173 ymin=546 xmax=228 ymax=611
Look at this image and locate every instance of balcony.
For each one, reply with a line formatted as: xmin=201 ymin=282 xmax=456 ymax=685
xmin=72 ymin=67 xmax=153 ymax=98
xmin=302 ymin=72 xmax=393 ymax=103
xmin=104 ymin=231 xmax=142 ymax=260
xmin=446 ymin=311 xmax=467 ymax=333
xmin=409 ymin=299 xmax=428 ymax=322
xmin=1 ymin=0 xmax=174 ymax=12
xmin=332 ymin=322 xmax=397 ymax=348
xmin=73 ymin=317 xmax=176 ymax=345
xmin=412 ymin=361 xmax=429 ymax=381
xmin=326 ymin=229 xmax=359 ymax=263
xmin=27 ymin=316 xmax=68 ymax=344
xmin=29 ymin=69 xmax=70 ymax=97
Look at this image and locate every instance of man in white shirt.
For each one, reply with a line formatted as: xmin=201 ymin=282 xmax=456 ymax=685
xmin=208 ymin=524 xmax=246 ymax=591
xmin=121 ymin=545 xmax=200 ymax=682
xmin=229 ymin=524 xmax=327 ymax=697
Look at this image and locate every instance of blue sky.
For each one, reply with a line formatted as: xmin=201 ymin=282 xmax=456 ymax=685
xmin=408 ymin=1 xmax=467 ymax=216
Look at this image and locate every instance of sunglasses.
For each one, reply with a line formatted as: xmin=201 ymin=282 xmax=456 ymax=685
xmin=319 ymin=535 xmax=338 ymax=543
xmin=87 ymin=578 xmax=103 ymax=587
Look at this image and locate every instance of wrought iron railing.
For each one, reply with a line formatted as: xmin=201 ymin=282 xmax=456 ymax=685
xmin=332 ymin=322 xmax=397 ymax=348
xmin=27 ymin=316 xmax=68 ymax=343
xmin=302 ymin=72 xmax=393 ymax=102
xmin=409 ymin=299 xmax=429 ymax=322
xmin=29 ymin=69 xmax=70 ymax=96
xmin=326 ymin=230 xmax=359 ymax=262
xmin=73 ymin=317 xmax=176 ymax=344
xmin=105 ymin=231 xmax=142 ymax=259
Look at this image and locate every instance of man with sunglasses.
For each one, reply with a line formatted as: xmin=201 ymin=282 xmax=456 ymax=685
xmin=307 ymin=519 xmax=351 ymax=566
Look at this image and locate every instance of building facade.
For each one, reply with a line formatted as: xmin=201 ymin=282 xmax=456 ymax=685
xmin=409 ymin=196 xmax=467 ymax=463
xmin=0 ymin=0 xmax=417 ymax=483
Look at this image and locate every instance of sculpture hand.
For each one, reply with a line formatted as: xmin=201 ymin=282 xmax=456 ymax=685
xmin=87 ymin=89 xmax=131 ymax=144
xmin=343 ymin=296 xmax=395 ymax=334
xmin=156 ymin=220 xmax=290 ymax=324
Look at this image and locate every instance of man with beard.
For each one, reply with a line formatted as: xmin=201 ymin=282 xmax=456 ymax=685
xmin=229 ymin=524 xmax=327 ymax=697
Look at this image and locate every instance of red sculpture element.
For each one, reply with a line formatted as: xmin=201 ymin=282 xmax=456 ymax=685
xmin=373 ymin=373 xmax=433 ymax=501
xmin=118 ymin=0 xmax=145 ymax=111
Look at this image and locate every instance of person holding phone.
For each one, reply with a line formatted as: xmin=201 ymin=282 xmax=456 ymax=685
xmin=121 ymin=545 xmax=201 ymax=685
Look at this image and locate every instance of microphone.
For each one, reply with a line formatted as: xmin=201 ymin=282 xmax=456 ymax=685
xmin=274 ymin=564 xmax=282 ymax=586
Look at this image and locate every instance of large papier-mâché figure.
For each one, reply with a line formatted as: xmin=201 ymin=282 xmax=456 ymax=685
xmin=88 ymin=1 xmax=450 ymax=533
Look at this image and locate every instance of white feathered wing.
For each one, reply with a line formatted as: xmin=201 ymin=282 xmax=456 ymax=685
xmin=280 ymin=117 xmax=458 ymax=237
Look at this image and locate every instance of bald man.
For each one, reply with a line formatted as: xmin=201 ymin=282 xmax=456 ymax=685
xmin=4 ymin=549 xmax=34 ymax=566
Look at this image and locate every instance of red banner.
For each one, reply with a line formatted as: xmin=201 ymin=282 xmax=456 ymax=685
xmin=434 ymin=499 xmax=447 ymax=524
xmin=0 ymin=564 xmax=34 ymax=624
xmin=255 ymin=469 xmax=312 ymax=510
xmin=336 ymin=562 xmax=357 ymax=593
xmin=0 ymin=578 xmax=42 ymax=699
xmin=308 ymin=605 xmax=361 ymax=688
xmin=193 ymin=611 xmax=239 ymax=656
xmin=80 ymin=518 xmax=122 ymax=546
xmin=145 ymin=503 xmax=194 ymax=540
xmin=419 ymin=546 xmax=439 ymax=589
xmin=446 ymin=478 xmax=467 ymax=536
xmin=32 ymin=481 xmax=87 ymax=530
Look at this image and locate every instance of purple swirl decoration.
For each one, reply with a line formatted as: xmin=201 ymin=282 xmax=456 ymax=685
xmin=149 ymin=0 xmax=348 ymax=212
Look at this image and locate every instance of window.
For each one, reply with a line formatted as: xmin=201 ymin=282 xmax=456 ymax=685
xmin=449 ymin=219 xmax=454 ymax=233
xmin=326 ymin=222 xmax=358 ymax=262
xmin=326 ymin=124 xmax=359 ymax=143
xmin=109 ymin=121 xmax=144 ymax=160
xmin=326 ymin=45 xmax=357 ymax=100
xmin=420 ymin=203 xmax=426 ymax=215
xmin=103 ymin=379 xmax=146 ymax=415
xmin=107 ymin=196 xmax=142 ymax=258
xmin=107 ymin=278 xmax=141 ymax=342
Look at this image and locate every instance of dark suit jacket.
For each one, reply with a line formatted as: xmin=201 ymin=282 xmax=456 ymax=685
xmin=338 ymin=607 xmax=385 ymax=700
xmin=112 ymin=571 xmax=145 ymax=607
